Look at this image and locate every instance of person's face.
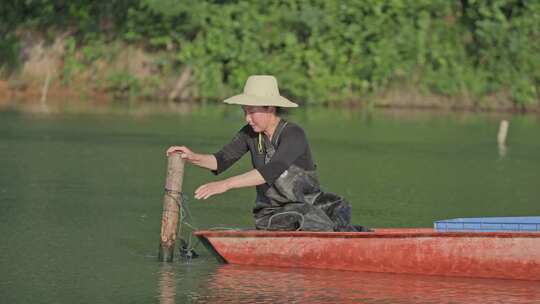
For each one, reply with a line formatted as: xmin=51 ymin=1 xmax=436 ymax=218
xmin=242 ymin=106 xmax=275 ymax=133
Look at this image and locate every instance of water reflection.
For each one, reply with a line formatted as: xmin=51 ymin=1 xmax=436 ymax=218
xmin=498 ymin=142 xmax=508 ymax=159
xmin=189 ymin=264 xmax=540 ymax=304
xmin=158 ymin=264 xmax=176 ymax=304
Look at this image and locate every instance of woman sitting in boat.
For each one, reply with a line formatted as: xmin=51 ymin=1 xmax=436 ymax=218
xmin=167 ymin=75 xmax=365 ymax=232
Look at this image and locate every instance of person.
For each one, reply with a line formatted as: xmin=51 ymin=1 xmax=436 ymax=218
xmin=167 ymin=75 xmax=364 ymax=232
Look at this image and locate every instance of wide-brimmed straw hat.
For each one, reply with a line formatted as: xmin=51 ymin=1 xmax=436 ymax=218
xmin=224 ymin=75 xmax=298 ymax=108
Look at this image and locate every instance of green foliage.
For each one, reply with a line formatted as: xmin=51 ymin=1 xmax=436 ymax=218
xmin=62 ymin=37 xmax=116 ymax=85
xmin=105 ymin=71 xmax=141 ymax=98
xmin=0 ymin=35 xmax=20 ymax=75
xmin=124 ymin=0 xmax=539 ymax=106
xmin=62 ymin=37 xmax=83 ymax=84
xmin=0 ymin=1 xmax=23 ymax=73
xmin=138 ymin=75 xmax=162 ymax=99
xmin=4 ymin=0 xmax=540 ymax=106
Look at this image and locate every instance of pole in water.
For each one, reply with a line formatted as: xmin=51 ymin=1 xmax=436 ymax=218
xmin=497 ymin=120 xmax=509 ymax=146
xmin=497 ymin=120 xmax=509 ymax=158
xmin=158 ymin=153 xmax=185 ymax=262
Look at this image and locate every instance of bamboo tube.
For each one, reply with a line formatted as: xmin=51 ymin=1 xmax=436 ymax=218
xmin=158 ymin=153 xmax=185 ymax=262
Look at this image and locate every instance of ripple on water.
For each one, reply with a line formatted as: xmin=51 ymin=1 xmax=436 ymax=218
xmin=179 ymin=264 xmax=540 ymax=304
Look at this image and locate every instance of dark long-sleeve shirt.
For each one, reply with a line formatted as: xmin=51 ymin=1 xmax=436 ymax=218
xmin=213 ymin=119 xmax=317 ymax=205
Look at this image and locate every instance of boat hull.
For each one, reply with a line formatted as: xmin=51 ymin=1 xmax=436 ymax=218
xmin=194 ymin=228 xmax=540 ymax=281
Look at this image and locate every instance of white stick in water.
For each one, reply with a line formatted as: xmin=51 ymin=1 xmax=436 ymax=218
xmin=497 ymin=120 xmax=509 ymax=146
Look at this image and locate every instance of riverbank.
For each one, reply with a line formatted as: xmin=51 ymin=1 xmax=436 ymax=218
xmin=1 ymin=78 xmax=536 ymax=114
xmin=2 ymin=1 xmax=539 ymax=113
xmin=0 ymin=32 xmax=540 ymax=113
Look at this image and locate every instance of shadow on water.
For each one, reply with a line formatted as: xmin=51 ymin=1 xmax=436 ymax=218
xmin=177 ymin=264 xmax=540 ymax=304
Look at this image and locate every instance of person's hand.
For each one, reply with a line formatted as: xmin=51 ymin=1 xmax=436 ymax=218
xmin=166 ymin=146 xmax=199 ymax=163
xmin=194 ymin=180 xmax=230 ymax=200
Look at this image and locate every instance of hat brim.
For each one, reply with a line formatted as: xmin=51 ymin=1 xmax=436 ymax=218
xmin=224 ymin=94 xmax=298 ymax=108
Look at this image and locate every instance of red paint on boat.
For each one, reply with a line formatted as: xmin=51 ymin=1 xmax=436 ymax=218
xmin=194 ymin=228 xmax=540 ymax=281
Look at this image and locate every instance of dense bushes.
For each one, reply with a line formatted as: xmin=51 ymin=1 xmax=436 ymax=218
xmin=2 ymin=0 xmax=539 ymax=107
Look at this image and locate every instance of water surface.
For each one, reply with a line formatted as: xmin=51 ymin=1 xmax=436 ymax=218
xmin=1 ymin=106 xmax=539 ymax=303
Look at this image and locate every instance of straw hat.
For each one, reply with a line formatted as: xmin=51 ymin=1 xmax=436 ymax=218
xmin=224 ymin=75 xmax=298 ymax=108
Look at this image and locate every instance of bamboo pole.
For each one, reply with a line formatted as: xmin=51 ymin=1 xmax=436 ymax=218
xmin=158 ymin=153 xmax=185 ymax=262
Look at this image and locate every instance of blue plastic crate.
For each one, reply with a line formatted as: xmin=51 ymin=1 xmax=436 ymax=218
xmin=434 ymin=216 xmax=540 ymax=232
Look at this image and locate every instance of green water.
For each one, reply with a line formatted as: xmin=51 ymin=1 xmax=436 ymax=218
xmin=1 ymin=106 xmax=540 ymax=303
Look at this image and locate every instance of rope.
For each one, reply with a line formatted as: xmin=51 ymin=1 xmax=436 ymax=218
xmin=163 ymin=190 xmax=201 ymax=261
xmin=267 ymin=211 xmax=305 ymax=231
xmin=162 ymin=190 xmax=244 ymax=260
xmin=177 ymin=194 xmax=202 ymax=261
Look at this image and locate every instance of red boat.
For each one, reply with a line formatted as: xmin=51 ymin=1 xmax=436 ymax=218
xmin=194 ymin=228 xmax=540 ymax=281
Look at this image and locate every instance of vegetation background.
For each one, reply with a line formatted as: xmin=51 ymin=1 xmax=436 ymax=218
xmin=1 ymin=0 xmax=539 ymax=110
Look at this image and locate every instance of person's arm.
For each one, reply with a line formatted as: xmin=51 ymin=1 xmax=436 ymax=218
xmin=166 ymin=146 xmax=217 ymax=170
xmin=195 ymin=125 xmax=310 ymax=200
xmin=194 ymin=169 xmax=265 ymax=200
xmin=212 ymin=129 xmax=250 ymax=175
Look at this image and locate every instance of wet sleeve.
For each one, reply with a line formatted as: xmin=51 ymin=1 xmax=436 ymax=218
xmin=257 ymin=126 xmax=307 ymax=185
xmin=212 ymin=127 xmax=249 ymax=175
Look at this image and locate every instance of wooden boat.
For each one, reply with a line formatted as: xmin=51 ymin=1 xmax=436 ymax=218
xmin=194 ymin=228 xmax=540 ymax=281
